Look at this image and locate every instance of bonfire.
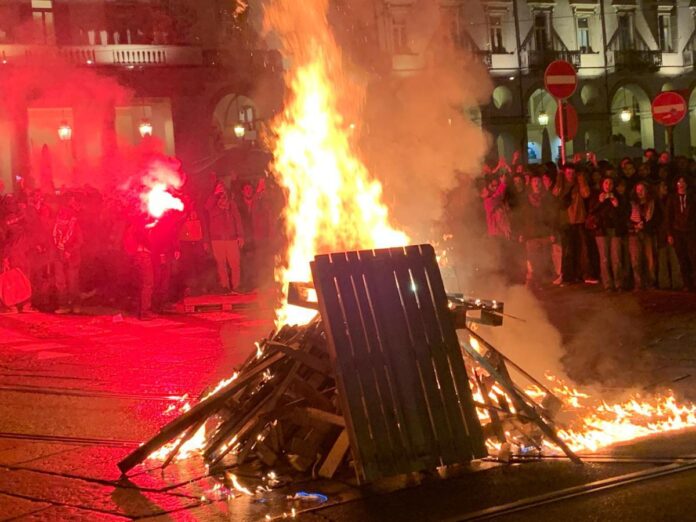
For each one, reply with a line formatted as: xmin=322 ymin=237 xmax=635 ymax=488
xmin=119 ymin=0 xmax=696 ymax=483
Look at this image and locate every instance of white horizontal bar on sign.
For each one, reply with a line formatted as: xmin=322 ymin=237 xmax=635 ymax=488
xmin=653 ymin=104 xmax=685 ymax=114
xmin=546 ymin=75 xmax=576 ymax=85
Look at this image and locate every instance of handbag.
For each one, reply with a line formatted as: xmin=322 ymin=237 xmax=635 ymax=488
xmin=0 ymin=267 xmax=32 ymax=306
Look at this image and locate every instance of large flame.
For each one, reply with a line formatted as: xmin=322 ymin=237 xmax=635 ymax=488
xmin=265 ymin=0 xmax=408 ymax=325
xmin=472 ymin=337 xmax=696 ymax=456
xmin=544 ymin=376 xmax=696 ymax=454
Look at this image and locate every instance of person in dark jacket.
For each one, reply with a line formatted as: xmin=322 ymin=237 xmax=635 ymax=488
xmin=522 ymin=175 xmax=555 ymax=288
xmin=123 ymin=213 xmax=154 ymax=320
xmin=205 ymin=179 xmax=245 ymax=293
xmin=666 ymin=176 xmax=696 ymax=290
xmin=656 ymin=180 xmax=683 ymax=290
xmin=589 ymin=177 xmax=623 ymax=291
xmin=239 ymin=180 xmax=272 ymax=291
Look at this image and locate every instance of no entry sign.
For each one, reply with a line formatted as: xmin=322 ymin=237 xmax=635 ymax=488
xmin=652 ymin=91 xmax=687 ymax=127
xmin=544 ymin=60 xmax=577 ymax=100
xmin=555 ymin=103 xmax=578 ymax=141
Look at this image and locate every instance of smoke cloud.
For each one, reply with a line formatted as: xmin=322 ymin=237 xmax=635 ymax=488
xmin=321 ymin=2 xmax=580 ymax=386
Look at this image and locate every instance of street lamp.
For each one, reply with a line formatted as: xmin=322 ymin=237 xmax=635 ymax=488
xmin=138 ymin=119 xmax=153 ymax=137
xmin=537 ymin=110 xmax=549 ymax=126
xmin=620 ymin=107 xmax=633 ymax=123
xmin=234 ymin=123 xmax=246 ymax=139
xmin=57 ymin=121 xmax=72 ymax=141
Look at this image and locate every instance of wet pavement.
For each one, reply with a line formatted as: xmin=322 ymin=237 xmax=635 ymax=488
xmin=1 ymin=288 xmax=696 ymax=520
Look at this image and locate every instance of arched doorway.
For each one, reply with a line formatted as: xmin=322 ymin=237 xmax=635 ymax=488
xmin=496 ymin=132 xmax=516 ymax=162
xmin=212 ymin=93 xmax=259 ymax=152
xmin=527 ymin=88 xmax=559 ymax=164
xmin=610 ymin=85 xmax=653 ymax=150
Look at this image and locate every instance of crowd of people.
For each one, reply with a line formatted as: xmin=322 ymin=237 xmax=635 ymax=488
xmin=2 ymin=147 xmax=695 ymax=322
xmin=0 ymin=171 xmax=278 ymax=320
xmin=480 ymin=149 xmax=696 ymax=292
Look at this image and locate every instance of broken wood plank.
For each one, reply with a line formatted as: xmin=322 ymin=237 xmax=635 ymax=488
xmin=318 ymin=429 xmax=350 ymax=479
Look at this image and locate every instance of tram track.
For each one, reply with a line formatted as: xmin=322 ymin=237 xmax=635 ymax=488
xmin=0 ymin=431 xmax=142 ymax=448
xmin=0 ymin=382 xmax=184 ymax=402
xmin=453 ymin=458 xmax=696 ymax=520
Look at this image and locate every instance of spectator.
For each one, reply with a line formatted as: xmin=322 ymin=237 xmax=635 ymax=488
xmin=25 ymin=190 xmax=53 ymax=309
xmin=656 ymin=180 xmax=683 ymax=290
xmin=482 ymin=173 xmax=511 ymax=240
xmin=554 ymin=164 xmax=595 ymax=284
xmin=589 ymin=177 xmax=623 ymax=291
xmin=53 ymin=202 xmax=83 ymax=313
xmin=542 ymin=170 xmax=563 ymax=285
xmin=666 ymin=176 xmax=696 ymax=291
xmin=0 ymin=196 xmax=32 ymax=312
xmin=177 ymin=205 xmax=207 ymax=297
xmin=522 ymin=175 xmax=555 ymax=288
xmin=507 ymin=172 xmax=527 ymax=284
xmin=239 ymin=179 xmax=272 ymax=292
xmin=614 ymin=178 xmax=632 ymax=288
xmin=620 ymin=158 xmax=638 ymax=192
xmin=123 ymin=213 xmax=155 ymax=320
xmin=205 ymin=179 xmax=245 ymax=294
xmin=628 ymin=181 xmax=657 ymax=290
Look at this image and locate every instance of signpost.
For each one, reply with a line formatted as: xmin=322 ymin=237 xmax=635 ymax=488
xmin=651 ymin=91 xmax=687 ymax=158
xmin=555 ymin=103 xmax=578 ymax=142
xmin=544 ymin=60 xmax=578 ymax=164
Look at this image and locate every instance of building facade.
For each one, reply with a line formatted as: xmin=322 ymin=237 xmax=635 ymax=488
xmin=0 ymin=0 xmax=282 ymax=192
xmin=376 ymin=0 xmax=696 ymax=162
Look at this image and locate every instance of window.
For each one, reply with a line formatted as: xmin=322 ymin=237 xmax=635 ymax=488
xmin=239 ymin=106 xmax=255 ymax=130
xmin=577 ymin=17 xmax=591 ymax=53
xmin=658 ymin=13 xmax=674 ymax=52
xmin=617 ymin=13 xmax=633 ymax=50
xmin=32 ymin=0 xmax=55 ymax=44
xmin=488 ymin=15 xmax=505 ymax=53
xmin=533 ymin=13 xmax=550 ymax=50
xmin=392 ymin=17 xmax=408 ymax=53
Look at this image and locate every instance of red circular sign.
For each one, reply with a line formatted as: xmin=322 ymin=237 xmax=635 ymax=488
xmin=652 ymin=91 xmax=687 ymax=127
xmin=544 ymin=60 xmax=577 ymax=100
xmin=555 ymin=103 xmax=578 ymax=141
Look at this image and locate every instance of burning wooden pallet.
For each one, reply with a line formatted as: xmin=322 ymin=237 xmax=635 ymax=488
xmin=119 ymin=244 xmax=579 ymax=483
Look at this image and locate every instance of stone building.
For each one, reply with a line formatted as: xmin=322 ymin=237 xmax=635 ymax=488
xmin=376 ymin=0 xmax=696 ymax=162
xmin=0 ymin=0 xmax=282 ymax=192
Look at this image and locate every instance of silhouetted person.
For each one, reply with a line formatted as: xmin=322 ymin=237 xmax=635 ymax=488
xmin=667 ymin=176 xmax=696 ymax=290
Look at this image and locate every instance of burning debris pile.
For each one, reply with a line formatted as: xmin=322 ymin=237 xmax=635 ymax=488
xmin=118 ymin=245 xmax=581 ymax=483
xmin=118 ymin=316 xmax=345 ymax=478
xmin=119 ymin=248 xmax=696 ymax=484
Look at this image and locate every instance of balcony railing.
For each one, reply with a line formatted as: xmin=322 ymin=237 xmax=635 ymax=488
xmin=0 ymin=44 xmax=203 ymax=67
xmin=607 ymin=49 xmax=662 ymax=71
xmin=475 ymin=50 xmax=492 ymax=67
xmin=521 ymin=49 xmax=581 ymax=70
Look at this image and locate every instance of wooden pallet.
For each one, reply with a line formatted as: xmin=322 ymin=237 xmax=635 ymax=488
xmin=174 ymin=292 xmax=257 ymax=313
xmin=311 ymin=244 xmax=487 ymax=484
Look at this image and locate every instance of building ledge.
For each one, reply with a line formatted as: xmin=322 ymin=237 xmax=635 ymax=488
xmin=0 ymin=44 xmax=204 ymax=67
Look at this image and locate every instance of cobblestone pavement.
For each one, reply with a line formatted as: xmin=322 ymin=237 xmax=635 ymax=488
xmin=0 ymin=298 xmax=280 ymax=521
xmin=1 ymin=288 xmax=696 ymax=521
